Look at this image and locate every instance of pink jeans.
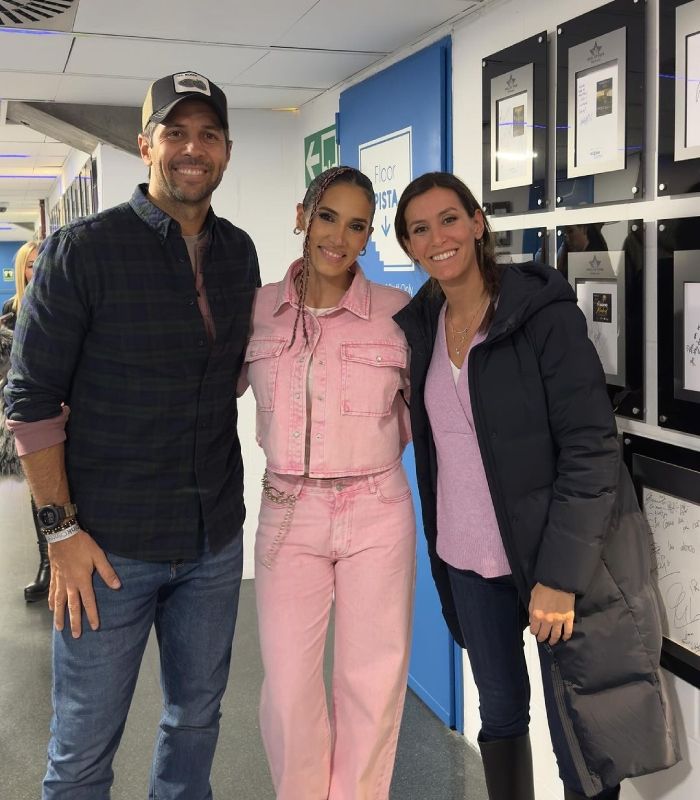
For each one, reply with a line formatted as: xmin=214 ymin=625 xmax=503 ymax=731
xmin=255 ymin=463 xmax=416 ymax=800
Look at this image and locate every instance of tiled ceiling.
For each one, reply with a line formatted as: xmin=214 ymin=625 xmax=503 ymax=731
xmin=0 ymin=0 xmax=489 ymax=239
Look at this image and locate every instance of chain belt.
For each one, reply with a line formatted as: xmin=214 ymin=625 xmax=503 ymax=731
xmin=260 ymin=470 xmax=298 ymax=568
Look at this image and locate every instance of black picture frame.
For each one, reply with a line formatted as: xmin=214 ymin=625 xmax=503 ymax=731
xmin=556 ymin=0 xmax=645 ymax=207
xmin=556 ymin=218 xmax=644 ymax=419
xmin=482 ymin=31 xmax=548 ymax=216
xmin=657 ymin=216 xmax=700 ymax=436
xmin=658 ymin=0 xmax=700 ymax=196
xmin=622 ymin=434 xmax=700 ymax=689
xmin=493 ymin=227 xmax=547 ymax=265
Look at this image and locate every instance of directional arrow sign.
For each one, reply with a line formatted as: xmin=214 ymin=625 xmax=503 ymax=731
xmin=306 ymin=140 xmax=320 ymax=184
xmin=304 ymin=125 xmax=337 ymax=187
xmin=381 ymin=216 xmax=391 ymax=236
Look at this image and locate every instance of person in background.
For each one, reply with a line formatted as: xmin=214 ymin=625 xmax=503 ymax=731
xmin=3 ymin=72 xmax=259 ymax=799
xmin=392 ymin=171 xmax=679 ymax=800
xmin=241 ymin=166 xmax=415 ymax=800
xmin=2 ymin=240 xmax=37 ymax=330
xmin=1 ymin=240 xmax=50 ymax=601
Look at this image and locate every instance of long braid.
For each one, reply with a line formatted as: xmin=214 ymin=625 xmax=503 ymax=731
xmin=289 ymin=166 xmax=355 ymax=348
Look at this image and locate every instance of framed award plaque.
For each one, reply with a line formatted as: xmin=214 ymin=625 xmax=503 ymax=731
xmin=482 ymin=32 xmax=548 ymax=216
xmin=556 ymin=0 xmax=645 ymax=207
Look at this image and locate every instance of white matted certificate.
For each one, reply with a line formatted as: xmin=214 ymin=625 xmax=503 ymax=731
xmin=675 ymin=0 xmax=700 ymax=160
xmin=684 ymin=281 xmax=700 ymax=391
xmin=576 ymin=278 xmax=618 ymax=374
xmin=490 ymin=64 xmax=534 ymax=190
xmin=568 ymin=248 xmax=626 ymax=384
xmin=568 ymin=28 xmax=626 ymax=178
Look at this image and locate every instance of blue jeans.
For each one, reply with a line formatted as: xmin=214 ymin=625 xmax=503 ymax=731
xmin=43 ymin=533 xmax=243 ymax=800
xmin=447 ymin=565 xmax=615 ymax=797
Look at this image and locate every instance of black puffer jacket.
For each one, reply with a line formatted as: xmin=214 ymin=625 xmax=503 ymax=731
xmin=394 ymin=262 xmax=679 ymax=794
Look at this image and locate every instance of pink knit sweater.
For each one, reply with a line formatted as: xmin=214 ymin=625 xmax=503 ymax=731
xmin=424 ymin=304 xmax=511 ymax=577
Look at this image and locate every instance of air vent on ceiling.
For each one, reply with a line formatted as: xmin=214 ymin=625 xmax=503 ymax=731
xmin=0 ymin=1 xmax=79 ymax=31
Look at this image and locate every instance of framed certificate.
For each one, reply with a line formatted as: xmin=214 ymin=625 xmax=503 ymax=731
xmin=657 ymin=216 xmax=700 ymax=435
xmin=658 ymin=0 xmax=700 ymax=194
xmin=482 ymin=32 xmax=547 ymax=216
xmin=556 ymin=0 xmax=645 ymax=207
xmin=557 ymin=219 xmax=644 ymax=419
xmin=492 ymin=64 xmax=534 ymax=190
xmin=623 ymin=435 xmax=700 ymax=689
xmin=568 ymin=28 xmax=626 ymax=178
xmin=493 ymin=227 xmax=547 ymax=265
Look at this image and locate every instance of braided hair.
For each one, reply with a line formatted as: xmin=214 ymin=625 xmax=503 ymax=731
xmin=290 ymin=166 xmax=375 ymax=347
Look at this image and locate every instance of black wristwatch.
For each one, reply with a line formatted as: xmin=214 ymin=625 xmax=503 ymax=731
xmin=36 ymin=502 xmax=78 ymax=532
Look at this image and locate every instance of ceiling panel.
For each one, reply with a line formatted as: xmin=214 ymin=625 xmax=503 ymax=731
xmin=0 ymin=141 xmax=70 ymax=157
xmin=276 ymin=0 xmax=479 ymax=51
xmin=66 ymin=36 xmax=268 ymax=83
xmin=53 ymin=75 xmax=152 ymax=105
xmin=0 ymin=29 xmax=74 ymax=72
xmin=73 ymin=0 xmax=317 ymax=48
xmin=0 ymin=71 xmax=62 ymax=101
xmin=222 ymin=84 xmax=321 ymax=110
xmin=0 ymin=124 xmax=56 ymax=144
xmin=237 ymin=50 xmax=383 ymax=90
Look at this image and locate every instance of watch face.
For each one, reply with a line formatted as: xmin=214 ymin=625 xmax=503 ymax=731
xmin=38 ymin=507 xmax=60 ymax=528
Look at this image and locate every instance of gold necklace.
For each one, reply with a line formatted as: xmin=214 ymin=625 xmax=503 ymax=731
xmin=447 ymin=296 xmax=489 ymax=356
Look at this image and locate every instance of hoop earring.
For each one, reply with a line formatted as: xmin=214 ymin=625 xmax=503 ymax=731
xmin=359 ymin=247 xmax=367 ymax=257
xmin=293 ymin=226 xmax=302 ymax=235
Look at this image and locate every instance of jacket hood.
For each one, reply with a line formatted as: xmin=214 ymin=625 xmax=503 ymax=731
xmin=394 ymin=262 xmax=577 ymax=345
xmin=490 ymin=262 xmax=577 ymax=340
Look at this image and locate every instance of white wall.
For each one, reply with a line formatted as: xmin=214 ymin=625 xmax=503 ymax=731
xmin=93 ymin=110 xmax=300 ymax=580
xmin=297 ymin=0 xmax=698 ymax=797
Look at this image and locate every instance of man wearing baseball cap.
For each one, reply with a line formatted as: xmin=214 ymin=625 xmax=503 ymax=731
xmin=4 ymin=72 xmax=260 ymax=799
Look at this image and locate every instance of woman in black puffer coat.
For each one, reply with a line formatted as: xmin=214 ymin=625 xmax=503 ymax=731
xmin=392 ymin=172 xmax=680 ymax=800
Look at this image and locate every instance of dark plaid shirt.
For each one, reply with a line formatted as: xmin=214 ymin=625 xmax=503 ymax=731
xmin=4 ymin=185 xmax=260 ymax=560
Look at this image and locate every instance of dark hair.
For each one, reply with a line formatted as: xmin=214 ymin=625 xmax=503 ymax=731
xmin=290 ymin=166 xmax=375 ymax=347
xmin=395 ymin=172 xmax=502 ymax=329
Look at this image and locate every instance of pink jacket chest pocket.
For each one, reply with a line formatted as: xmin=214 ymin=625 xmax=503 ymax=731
xmin=340 ymin=341 xmax=408 ymax=417
xmin=245 ymin=337 xmax=286 ymax=411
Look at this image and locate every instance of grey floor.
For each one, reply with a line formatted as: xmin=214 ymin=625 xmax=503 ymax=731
xmin=0 ymin=475 xmax=487 ymax=800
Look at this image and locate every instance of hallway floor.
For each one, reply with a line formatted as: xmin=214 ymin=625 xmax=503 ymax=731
xmin=0 ymin=476 xmax=487 ymax=799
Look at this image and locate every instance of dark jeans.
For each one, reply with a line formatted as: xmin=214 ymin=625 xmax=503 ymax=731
xmin=43 ymin=533 xmax=244 ymax=800
xmin=447 ymin=565 xmax=618 ymax=798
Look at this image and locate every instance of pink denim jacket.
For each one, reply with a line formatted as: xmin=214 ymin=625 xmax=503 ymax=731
xmin=241 ymin=259 xmax=411 ymax=478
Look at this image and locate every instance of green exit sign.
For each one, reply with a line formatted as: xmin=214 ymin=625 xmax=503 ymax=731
xmin=304 ymin=125 xmax=338 ymax=187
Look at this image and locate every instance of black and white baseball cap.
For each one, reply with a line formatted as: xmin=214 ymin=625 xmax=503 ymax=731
xmin=142 ymin=72 xmax=228 ymax=131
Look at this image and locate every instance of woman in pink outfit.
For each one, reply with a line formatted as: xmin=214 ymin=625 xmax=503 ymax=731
xmin=242 ymin=166 xmax=416 ymax=799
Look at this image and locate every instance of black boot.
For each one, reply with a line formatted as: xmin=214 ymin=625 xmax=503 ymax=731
xmin=478 ymin=733 xmax=535 ymax=800
xmin=24 ymin=535 xmax=50 ymax=602
xmin=564 ymin=785 xmax=621 ymax=799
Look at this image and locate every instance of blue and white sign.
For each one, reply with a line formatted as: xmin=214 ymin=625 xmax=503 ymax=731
xmin=359 ymin=127 xmax=413 ymax=271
